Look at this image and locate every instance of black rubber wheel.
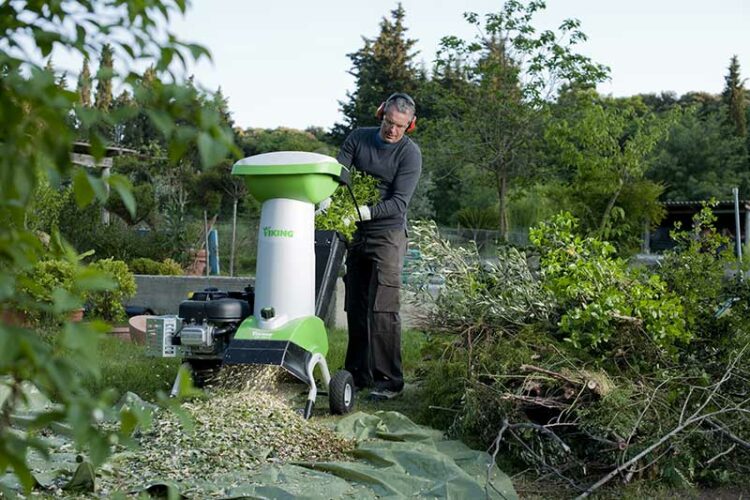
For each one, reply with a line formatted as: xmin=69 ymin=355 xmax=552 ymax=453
xmin=329 ymin=370 xmax=355 ymax=415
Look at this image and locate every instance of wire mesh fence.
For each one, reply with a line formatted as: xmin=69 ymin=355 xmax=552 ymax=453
xmin=195 ymin=213 xmax=530 ymax=278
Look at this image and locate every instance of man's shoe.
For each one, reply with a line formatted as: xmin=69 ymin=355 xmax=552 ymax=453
xmin=368 ymin=388 xmax=403 ymax=401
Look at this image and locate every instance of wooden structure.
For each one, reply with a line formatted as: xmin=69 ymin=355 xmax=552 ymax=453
xmin=644 ymin=199 xmax=750 ymax=254
xmin=70 ymin=142 xmax=136 ymax=224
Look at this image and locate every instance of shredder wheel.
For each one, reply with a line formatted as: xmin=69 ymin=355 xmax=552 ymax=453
xmin=329 ymin=370 xmax=355 ymax=414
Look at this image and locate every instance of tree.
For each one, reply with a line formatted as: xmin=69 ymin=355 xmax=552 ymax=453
xmin=239 ymin=127 xmax=336 ymax=157
xmin=0 ymin=1 xmax=237 ymax=491
xmin=77 ymin=58 xmax=92 ymax=107
xmin=543 ymin=91 xmax=670 ymax=249
xmin=330 ymin=3 xmax=420 ymax=144
xmin=94 ymin=44 xmax=114 ymax=111
xmin=425 ymin=1 xmax=609 ymax=238
xmin=649 ymin=104 xmax=750 ymax=200
xmin=722 ymin=55 xmax=748 ymax=139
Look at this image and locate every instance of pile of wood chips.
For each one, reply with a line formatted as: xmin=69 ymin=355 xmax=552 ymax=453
xmin=101 ymin=365 xmax=353 ymax=495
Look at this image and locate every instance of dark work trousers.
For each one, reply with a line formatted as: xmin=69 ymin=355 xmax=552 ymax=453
xmin=344 ymin=228 xmax=408 ymax=391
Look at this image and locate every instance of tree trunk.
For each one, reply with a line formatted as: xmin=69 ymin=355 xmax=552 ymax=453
xmin=230 ymin=198 xmax=238 ymax=277
xmin=496 ymin=169 xmax=509 ymax=241
xmin=598 ymin=178 xmax=624 ymax=235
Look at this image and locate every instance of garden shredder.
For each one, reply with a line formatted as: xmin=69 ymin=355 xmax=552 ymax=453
xmin=218 ymin=151 xmax=354 ymax=418
xmin=146 ymin=151 xmax=353 ymax=417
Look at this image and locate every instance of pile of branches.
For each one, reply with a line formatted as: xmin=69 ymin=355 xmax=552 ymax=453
xmin=409 ymin=214 xmax=750 ymax=495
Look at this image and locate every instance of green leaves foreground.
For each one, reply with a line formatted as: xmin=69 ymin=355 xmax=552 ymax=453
xmin=0 ymin=0 xmax=239 ymax=492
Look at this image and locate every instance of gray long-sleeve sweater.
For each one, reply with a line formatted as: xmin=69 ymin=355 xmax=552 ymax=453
xmin=336 ymin=127 xmax=422 ymax=231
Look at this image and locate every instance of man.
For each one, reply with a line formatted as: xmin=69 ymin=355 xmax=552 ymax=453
xmin=336 ymin=92 xmax=422 ymax=400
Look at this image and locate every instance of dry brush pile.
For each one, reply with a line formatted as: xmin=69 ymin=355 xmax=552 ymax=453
xmin=409 ymin=208 xmax=750 ymax=496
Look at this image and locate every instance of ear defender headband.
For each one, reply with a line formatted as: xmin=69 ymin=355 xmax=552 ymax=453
xmin=375 ymin=92 xmax=417 ymax=133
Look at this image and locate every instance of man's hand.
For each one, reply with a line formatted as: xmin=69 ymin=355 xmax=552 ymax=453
xmin=356 ymin=205 xmax=371 ymax=221
xmin=342 ymin=205 xmax=372 ymax=226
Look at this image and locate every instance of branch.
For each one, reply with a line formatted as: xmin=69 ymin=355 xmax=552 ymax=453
xmin=577 ymin=344 xmax=749 ymax=499
xmin=520 ymin=364 xmax=580 ymax=386
xmin=706 ymin=444 xmax=736 ymax=466
xmin=706 ymin=418 xmax=750 ymax=451
xmin=500 ymin=393 xmax=570 ymax=409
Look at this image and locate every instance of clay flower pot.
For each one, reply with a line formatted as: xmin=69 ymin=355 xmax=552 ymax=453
xmin=128 ymin=315 xmax=150 ymax=344
xmin=1 ymin=308 xmax=29 ymax=327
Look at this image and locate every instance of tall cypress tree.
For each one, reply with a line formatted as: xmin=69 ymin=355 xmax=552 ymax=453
xmin=94 ymin=44 xmax=114 ymax=111
xmin=722 ymin=55 xmax=748 ymax=139
xmin=330 ymin=3 xmax=419 ymax=144
xmin=77 ymin=58 xmax=92 ymax=107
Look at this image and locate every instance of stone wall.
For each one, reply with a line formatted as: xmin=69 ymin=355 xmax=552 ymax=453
xmin=129 ymin=275 xmax=255 ymax=315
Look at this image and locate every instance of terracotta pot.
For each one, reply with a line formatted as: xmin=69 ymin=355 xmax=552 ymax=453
xmin=128 ymin=315 xmax=150 ymax=344
xmin=1 ymin=308 xmax=29 ymax=327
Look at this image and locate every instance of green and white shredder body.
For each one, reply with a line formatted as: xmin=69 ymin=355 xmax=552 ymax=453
xmin=224 ymin=151 xmax=353 ymax=418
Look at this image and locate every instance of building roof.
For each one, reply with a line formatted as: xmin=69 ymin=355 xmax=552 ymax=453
xmin=72 ymin=142 xmax=137 ymax=156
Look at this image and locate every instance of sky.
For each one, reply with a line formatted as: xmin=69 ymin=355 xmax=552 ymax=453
xmin=52 ymin=0 xmax=750 ymax=131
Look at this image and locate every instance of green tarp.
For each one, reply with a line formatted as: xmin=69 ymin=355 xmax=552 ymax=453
xmin=1 ymin=396 xmax=518 ymax=499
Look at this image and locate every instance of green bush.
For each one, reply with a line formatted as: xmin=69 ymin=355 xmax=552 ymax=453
xmin=86 ymin=258 xmax=137 ymax=322
xmin=58 ymin=199 xmax=191 ymax=264
xmin=16 ymin=259 xmax=80 ymax=323
xmin=530 ymin=212 xmax=689 ymax=353
xmin=129 ymin=257 xmax=184 ymax=275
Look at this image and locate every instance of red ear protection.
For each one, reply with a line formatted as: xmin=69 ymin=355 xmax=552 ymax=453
xmin=376 ymin=93 xmax=417 ymax=133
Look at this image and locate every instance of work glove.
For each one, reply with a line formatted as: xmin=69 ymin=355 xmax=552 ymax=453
xmin=342 ymin=205 xmax=372 ymax=226
xmin=356 ymin=205 xmax=372 ymax=221
xmin=315 ymin=197 xmax=332 ymax=215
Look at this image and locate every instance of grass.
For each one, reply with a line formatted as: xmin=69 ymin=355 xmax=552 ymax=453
xmin=85 ymin=327 xmax=427 ymax=415
xmin=82 ymin=334 xmax=181 ymax=401
xmin=323 ymin=327 xmax=427 ymax=420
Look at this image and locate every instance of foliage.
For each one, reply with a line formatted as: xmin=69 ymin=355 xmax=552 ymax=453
xmin=128 ymin=257 xmax=184 ymax=276
xmin=658 ymin=202 xmax=736 ymax=338
xmin=85 ymin=258 xmax=137 ymax=322
xmin=314 ymin=170 xmax=381 ymax=241
xmin=456 ymin=206 xmax=500 ymax=231
xmin=15 ymin=259 xmax=79 ymax=323
xmin=722 ymin=55 xmax=748 ymax=139
xmin=530 ymin=212 xmax=688 ymax=352
xmin=239 ymin=127 xmax=336 ymax=157
xmin=415 ymin=212 xmax=750 ymax=493
xmin=413 ymin=210 xmax=750 ymax=491
xmin=58 ymin=201 xmax=184 ymax=263
xmin=105 ymin=182 xmax=157 ymax=227
xmin=0 ymin=0 xmax=236 ymax=491
xmin=25 ymin=180 xmax=71 ymax=235
xmin=649 ymin=105 xmax=750 ymax=200
xmin=408 ymin=220 xmax=554 ymax=339
xmin=542 ymin=91 xmax=670 ymax=249
xmin=423 ymin=1 xmax=609 ymax=238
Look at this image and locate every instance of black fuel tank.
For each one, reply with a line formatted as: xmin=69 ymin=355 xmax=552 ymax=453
xmin=179 ymin=298 xmax=250 ymax=324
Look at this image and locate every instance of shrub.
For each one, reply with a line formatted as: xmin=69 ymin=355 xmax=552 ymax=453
xmin=16 ymin=259 xmax=79 ymax=323
xmin=86 ymin=258 xmax=137 ymax=322
xmin=530 ymin=212 xmax=689 ymax=353
xmin=412 ymin=212 xmax=750 ymax=491
xmin=129 ymin=257 xmax=184 ymax=275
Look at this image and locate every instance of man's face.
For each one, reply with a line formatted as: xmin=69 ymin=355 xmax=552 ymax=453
xmin=379 ymin=107 xmax=413 ymax=144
